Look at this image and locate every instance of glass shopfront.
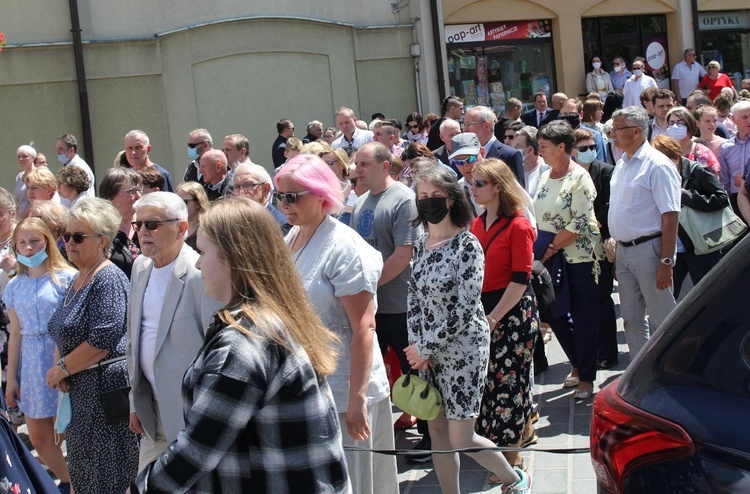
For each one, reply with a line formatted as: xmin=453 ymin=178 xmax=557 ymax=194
xmin=699 ymin=11 xmax=750 ymax=88
xmin=445 ymin=20 xmax=555 ymax=113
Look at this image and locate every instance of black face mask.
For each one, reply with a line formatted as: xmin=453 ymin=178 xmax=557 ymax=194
xmin=560 ymin=115 xmax=580 ymax=129
xmin=417 ymin=197 xmax=450 ymax=225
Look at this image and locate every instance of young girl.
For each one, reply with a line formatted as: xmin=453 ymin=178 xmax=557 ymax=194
xmin=3 ymin=218 xmax=76 ymax=493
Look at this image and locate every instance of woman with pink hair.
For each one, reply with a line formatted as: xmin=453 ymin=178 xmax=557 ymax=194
xmin=274 ymin=154 xmax=397 ymax=494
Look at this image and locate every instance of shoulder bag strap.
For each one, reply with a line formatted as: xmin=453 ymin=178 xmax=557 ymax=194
xmin=480 ymin=215 xmax=516 ymax=254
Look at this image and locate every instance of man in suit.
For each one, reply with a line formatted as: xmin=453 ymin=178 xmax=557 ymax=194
xmin=432 ymin=118 xmax=461 ymax=171
xmin=127 ymin=191 xmax=221 ymax=470
xmin=521 ymin=91 xmax=550 ymax=128
xmin=464 ymin=105 xmax=525 ymax=188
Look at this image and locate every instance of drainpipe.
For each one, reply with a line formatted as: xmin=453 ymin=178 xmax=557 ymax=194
xmin=68 ymin=0 xmax=95 ymax=166
xmin=431 ymin=0 xmax=446 ymax=101
xmin=691 ymin=0 xmax=701 ymax=59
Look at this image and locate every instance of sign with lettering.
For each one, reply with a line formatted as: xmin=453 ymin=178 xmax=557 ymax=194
xmin=446 ymin=20 xmax=551 ymax=44
xmin=698 ymin=12 xmax=750 ymax=31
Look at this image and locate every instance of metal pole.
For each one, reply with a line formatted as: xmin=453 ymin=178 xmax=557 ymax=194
xmin=691 ymin=0 xmax=701 ymax=61
xmin=431 ymin=0 xmax=447 ymax=101
xmin=68 ymin=0 xmax=95 ymax=167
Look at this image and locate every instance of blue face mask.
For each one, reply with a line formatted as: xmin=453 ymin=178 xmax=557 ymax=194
xmin=576 ymin=149 xmax=597 ymax=165
xmin=17 ymin=249 xmax=48 ymax=268
xmin=55 ymin=393 xmax=71 ymax=440
xmin=187 ymin=147 xmax=199 ymax=161
xmin=57 ymin=154 xmax=68 ymax=165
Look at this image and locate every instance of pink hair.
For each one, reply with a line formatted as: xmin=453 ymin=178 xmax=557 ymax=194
xmin=274 ymin=154 xmax=344 ymax=215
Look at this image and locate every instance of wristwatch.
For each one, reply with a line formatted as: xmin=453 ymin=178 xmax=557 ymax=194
xmin=57 ymin=358 xmax=71 ymax=377
xmin=660 ymin=257 xmax=674 ymax=266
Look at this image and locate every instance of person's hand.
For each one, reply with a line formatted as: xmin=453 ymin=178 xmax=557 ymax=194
xmin=404 ymin=344 xmax=428 ymax=370
xmin=0 ymin=250 xmax=16 ymax=274
xmin=57 ymin=378 xmax=70 ymax=393
xmin=45 ymin=365 xmax=66 ymax=389
xmin=5 ymin=379 xmax=19 ymax=408
xmin=656 ymin=264 xmax=673 ymax=290
xmin=345 ymin=396 xmax=371 ymax=442
xmin=129 ymin=412 xmax=144 ymax=435
xmin=734 ymin=173 xmax=743 ymax=187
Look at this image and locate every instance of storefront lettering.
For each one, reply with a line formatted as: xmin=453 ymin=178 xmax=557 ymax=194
xmin=698 ymin=12 xmax=750 ymax=31
xmin=445 ymin=23 xmax=485 ymax=43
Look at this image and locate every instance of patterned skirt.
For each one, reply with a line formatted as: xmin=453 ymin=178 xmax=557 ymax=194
xmin=477 ymin=287 xmax=539 ymax=446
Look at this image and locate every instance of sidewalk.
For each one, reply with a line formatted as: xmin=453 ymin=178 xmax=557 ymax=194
xmin=395 ymin=290 xmax=628 ymax=493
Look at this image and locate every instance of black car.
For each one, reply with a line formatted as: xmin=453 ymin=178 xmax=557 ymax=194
xmin=590 ymin=237 xmax=750 ymax=493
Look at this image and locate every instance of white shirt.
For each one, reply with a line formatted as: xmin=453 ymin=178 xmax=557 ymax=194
xmin=332 ymin=127 xmax=374 ymax=151
xmin=524 ymin=159 xmax=550 ymax=198
xmin=608 ymin=141 xmax=681 ymax=242
xmin=139 ymin=260 xmax=175 ymax=399
xmin=65 ymin=155 xmax=96 ymax=204
xmin=622 ymin=75 xmax=658 ymax=108
xmin=671 ymin=60 xmax=706 ymax=98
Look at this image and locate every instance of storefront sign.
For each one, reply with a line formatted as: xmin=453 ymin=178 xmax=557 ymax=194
xmin=698 ymin=12 xmax=750 ymax=31
xmin=446 ymin=20 xmax=551 ymax=44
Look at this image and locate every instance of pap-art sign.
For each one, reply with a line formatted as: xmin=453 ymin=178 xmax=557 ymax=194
xmin=446 ymin=20 xmax=551 ymax=44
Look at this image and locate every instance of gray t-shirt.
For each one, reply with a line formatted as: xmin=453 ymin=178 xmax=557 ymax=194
xmin=351 ymin=181 xmax=421 ymax=314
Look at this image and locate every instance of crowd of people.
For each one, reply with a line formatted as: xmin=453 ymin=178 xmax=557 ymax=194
xmin=0 ymin=45 xmax=748 ymax=493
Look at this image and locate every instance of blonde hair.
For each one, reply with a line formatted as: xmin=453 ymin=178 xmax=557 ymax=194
xmin=28 ymin=201 xmax=67 ymax=239
xmin=176 ymin=181 xmax=210 ymax=215
xmin=199 ymin=196 xmax=339 ymax=376
xmin=25 ymin=167 xmax=58 ymax=193
xmin=473 ymin=159 xmax=524 ymax=217
xmin=12 ymin=217 xmax=74 ymax=285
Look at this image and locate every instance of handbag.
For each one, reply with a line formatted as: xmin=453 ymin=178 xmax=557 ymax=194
xmin=530 ymin=260 xmax=555 ymax=313
xmin=391 ymin=369 xmax=442 ymax=421
xmin=96 ymin=357 xmax=131 ymax=425
xmin=679 ymin=206 xmax=747 ymax=255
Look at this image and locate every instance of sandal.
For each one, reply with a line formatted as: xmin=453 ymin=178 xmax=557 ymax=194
xmin=393 ymin=413 xmax=417 ymax=430
xmin=573 ymin=388 xmax=594 ymax=400
xmin=563 ymin=374 xmax=579 ymax=388
xmin=520 ymin=433 xmax=538 ymax=448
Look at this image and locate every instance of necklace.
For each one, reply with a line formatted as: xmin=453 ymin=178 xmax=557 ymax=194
xmin=426 ymin=237 xmax=453 ymax=249
xmin=63 ymin=256 xmax=106 ymax=308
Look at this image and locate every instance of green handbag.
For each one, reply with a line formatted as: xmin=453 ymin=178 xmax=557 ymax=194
xmin=392 ymin=369 xmax=442 ymax=421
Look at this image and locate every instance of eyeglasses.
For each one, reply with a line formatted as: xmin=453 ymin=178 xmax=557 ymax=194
xmin=668 ymin=120 xmax=687 ymax=128
xmin=119 ymin=186 xmax=144 ymax=197
xmin=503 ymin=134 xmax=516 ymax=140
xmin=449 ymin=155 xmax=478 ymax=167
xmin=471 ymin=179 xmax=492 ymax=188
xmin=62 ymin=232 xmax=90 ymax=244
xmin=273 ymin=190 xmax=311 ymax=205
xmin=131 ymin=219 xmax=179 ymax=231
xmin=463 ymin=121 xmax=481 ymax=127
xmin=611 ymin=125 xmax=639 ymax=133
xmin=187 ymin=141 xmax=206 ymax=149
xmin=576 ymin=144 xmax=597 ymax=152
xmin=234 ymin=182 xmax=263 ymax=193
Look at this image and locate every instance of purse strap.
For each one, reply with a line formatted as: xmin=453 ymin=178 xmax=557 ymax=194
xmin=480 ymin=215 xmax=516 ymax=254
xmin=400 ymin=369 xmax=438 ymax=399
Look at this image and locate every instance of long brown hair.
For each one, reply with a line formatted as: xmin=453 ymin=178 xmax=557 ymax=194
xmin=11 ymin=217 xmax=74 ymax=285
xmin=199 ymin=196 xmax=339 ymax=377
xmin=473 ymin=159 xmax=524 ymax=218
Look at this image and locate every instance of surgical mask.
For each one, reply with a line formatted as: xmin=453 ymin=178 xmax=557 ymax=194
xmin=561 ymin=115 xmax=580 ymax=129
xmin=187 ymin=147 xmax=199 ymax=161
xmin=576 ymin=149 xmax=597 ymax=164
xmin=55 ymin=393 xmax=71 ymax=442
xmin=633 ymin=69 xmax=643 ymax=77
xmin=57 ymin=154 xmax=68 ymax=164
xmin=16 ymin=249 xmax=48 ymax=268
xmin=592 ymin=62 xmax=602 ymax=70
xmin=614 ymin=65 xmax=623 ymax=73
xmin=666 ymin=125 xmax=688 ymax=141
xmin=417 ymin=197 xmax=450 ymax=225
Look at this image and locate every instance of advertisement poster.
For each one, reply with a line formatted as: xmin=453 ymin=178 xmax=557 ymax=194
xmin=644 ymin=37 xmax=670 ymax=89
xmin=446 ymin=20 xmax=551 ymax=44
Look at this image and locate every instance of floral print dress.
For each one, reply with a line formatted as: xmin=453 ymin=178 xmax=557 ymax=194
xmin=407 ymin=230 xmax=490 ymax=420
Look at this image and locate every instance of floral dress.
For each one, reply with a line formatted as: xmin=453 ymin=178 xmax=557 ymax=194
xmin=687 ymin=142 xmax=720 ymax=177
xmin=407 ymin=230 xmax=489 ymax=420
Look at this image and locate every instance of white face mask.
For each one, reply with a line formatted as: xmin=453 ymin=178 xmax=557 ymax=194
xmin=592 ymin=62 xmax=602 ymax=70
xmin=633 ymin=69 xmax=643 ymax=77
xmin=576 ymin=149 xmax=597 ymax=164
xmin=666 ymin=125 xmax=688 ymax=141
xmin=614 ymin=65 xmax=623 ymax=73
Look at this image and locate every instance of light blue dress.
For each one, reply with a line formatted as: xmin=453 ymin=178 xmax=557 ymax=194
xmin=2 ymin=269 xmax=76 ymax=418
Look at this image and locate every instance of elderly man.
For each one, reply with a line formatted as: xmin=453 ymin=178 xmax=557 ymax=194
xmin=464 ymin=105 xmax=525 ymax=187
xmin=199 ymin=149 xmax=229 ymax=201
xmin=433 ymin=118 xmax=461 ymax=170
xmin=332 ymin=107 xmax=374 ymax=154
xmin=302 ymin=120 xmax=324 ymax=144
xmin=231 ymin=162 xmax=290 ymax=234
xmin=608 ymin=106 xmax=680 ymax=359
xmin=516 ymin=126 xmax=549 ymax=197
xmin=124 ymin=130 xmax=175 ymax=192
xmin=540 ymin=92 xmax=568 ymax=127
xmin=671 ymin=49 xmax=706 ymax=105
xmin=55 ymin=134 xmax=96 ymax=205
xmin=610 ymin=56 xmax=632 ymax=93
xmin=623 ymin=57 xmax=658 ymax=109
xmin=127 ymin=191 xmax=221 ymax=470
xmin=727 ymin=102 xmax=750 ymax=221
xmin=184 ymin=128 xmax=213 ymax=183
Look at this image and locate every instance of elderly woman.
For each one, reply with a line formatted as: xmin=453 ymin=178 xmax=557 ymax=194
xmin=175 ymin=181 xmax=209 ymax=250
xmin=28 ymin=201 xmax=68 ymax=258
xmin=651 ymin=135 xmax=728 ymax=298
xmin=470 ymin=159 xmax=539 ymax=476
xmin=535 ymin=120 xmax=602 ymax=400
xmin=699 ymin=61 xmax=739 ymax=101
xmin=274 ymin=154 xmax=396 ymax=494
xmin=45 ymin=198 xmax=139 ymax=493
xmin=15 ymin=145 xmax=39 ymax=219
xmin=132 ymin=196 xmax=349 ymax=492
xmin=98 ymin=167 xmax=142 ymax=278
xmin=57 ymin=165 xmax=91 ymax=210
xmin=4 ymin=218 xmax=76 ymax=493
xmin=585 ymin=56 xmax=614 ymax=101
xmin=665 ymin=107 xmax=720 ymax=177
xmin=25 ymin=168 xmax=59 ymax=206
xmin=406 ymin=166 xmax=530 ymax=493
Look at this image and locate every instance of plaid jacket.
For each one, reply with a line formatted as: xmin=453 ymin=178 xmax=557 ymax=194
xmin=134 ymin=315 xmax=351 ymax=493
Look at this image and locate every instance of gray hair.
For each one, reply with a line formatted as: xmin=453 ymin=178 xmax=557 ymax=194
xmin=66 ymin=198 xmax=121 ymax=257
xmin=0 ymin=188 xmax=16 ymax=214
xmin=731 ymin=100 xmax=750 ymax=115
xmin=468 ymin=105 xmax=498 ymax=125
xmin=17 ymin=145 xmax=37 ymax=159
xmin=612 ymin=106 xmax=649 ymax=133
xmin=439 ymin=118 xmax=460 ymax=133
xmin=602 ymin=119 xmax=614 ymax=135
xmin=517 ymin=126 xmax=538 ymax=154
xmin=134 ymin=191 xmax=188 ymax=221
xmin=125 ymin=129 xmax=149 ymax=146
xmin=190 ymin=128 xmax=213 ymax=146
xmin=307 ymin=120 xmax=323 ymax=133
xmin=232 ymin=163 xmax=272 ymax=185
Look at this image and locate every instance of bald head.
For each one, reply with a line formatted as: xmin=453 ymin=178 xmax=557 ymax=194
xmin=551 ymin=93 xmax=568 ymax=110
xmin=199 ymin=149 xmax=227 ymax=186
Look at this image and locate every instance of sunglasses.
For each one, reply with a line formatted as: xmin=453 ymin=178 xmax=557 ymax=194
xmin=450 ymin=155 xmax=478 ymax=167
xmin=576 ymin=144 xmax=597 ymax=152
xmin=273 ymin=190 xmax=311 ymax=205
xmin=131 ymin=219 xmax=179 ymax=231
xmin=503 ymin=134 xmax=516 ymax=140
xmin=62 ymin=232 xmax=90 ymax=244
xmin=471 ymin=179 xmax=492 ymax=188
xmin=187 ymin=141 xmax=205 ymax=149
xmin=408 ymin=124 xmax=420 ymax=130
